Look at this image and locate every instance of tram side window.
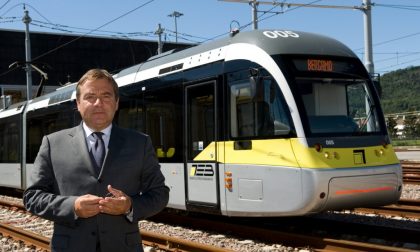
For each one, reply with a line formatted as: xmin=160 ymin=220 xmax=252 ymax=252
xmin=145 ymin=89 xmax=182 ymax=162
xmin=0 ymin=116 xmax=20 ymax=163
xmin=118 ymin=87 xmax=182 ymax=162
xmin=27 ymin=103 xmax=75 ymax=163
xmin=228 ymin=71 xmax=292 ymax=138
xmin=117 ymin=98 xmax=144 ymax=132
xmin=187 ymin=86 xmax=215 ymax=160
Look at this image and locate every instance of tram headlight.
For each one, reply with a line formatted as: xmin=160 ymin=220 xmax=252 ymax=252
xmin=375 ymin=149 xmax=385 ymax=157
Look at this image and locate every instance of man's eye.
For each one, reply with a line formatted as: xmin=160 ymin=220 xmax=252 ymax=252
xmin=102 ymin=95 xmax=112 ymax=101
xmin=84 ymin=95 xmax=95 ymax=101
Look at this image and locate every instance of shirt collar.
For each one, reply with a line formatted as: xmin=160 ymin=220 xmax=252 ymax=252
xmin=82 ymin=122 xmax=112 ymax=138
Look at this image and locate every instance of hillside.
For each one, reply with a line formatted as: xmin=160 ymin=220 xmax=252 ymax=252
xmin=379 ymin=66 xmax=420 ymax=114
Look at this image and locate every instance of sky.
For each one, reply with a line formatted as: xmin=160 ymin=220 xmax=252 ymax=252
xmin=1 ymin=0 xmax=419 ymax=75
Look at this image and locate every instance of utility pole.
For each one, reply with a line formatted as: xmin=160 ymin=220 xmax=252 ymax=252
xmin=22 ymin=9 xmax=33 ymax=101
xmin=363 ymin=0 xmax=374 ymax=76
xmin=251 ymin=0 xmax=258 ymax=30
xmin=168 ymin=11 xmax=183 ymax=43
xmin=155 ymin=23 xmax=164 ymax=54
xmin=21 ymin=8 xmax=33 ymax=190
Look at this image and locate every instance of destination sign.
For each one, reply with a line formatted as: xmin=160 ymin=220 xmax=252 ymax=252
xmin=307 ymin=59 xmax=333 ymax=72
xmin=291 ymin=58 xmax=364 ymax=76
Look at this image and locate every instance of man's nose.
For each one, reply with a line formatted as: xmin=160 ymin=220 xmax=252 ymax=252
xmin=93 ymin=97 xmax=104 ymax=105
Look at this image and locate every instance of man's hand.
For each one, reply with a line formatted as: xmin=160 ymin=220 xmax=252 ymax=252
xmin=74 ymin=194 xmax=102 ymax=218
xmin=99 ymin=185 xmax=132 ymax=215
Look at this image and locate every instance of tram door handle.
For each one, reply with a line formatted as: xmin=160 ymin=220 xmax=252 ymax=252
xmin=234 ymin=140 xmax=252 ymax=150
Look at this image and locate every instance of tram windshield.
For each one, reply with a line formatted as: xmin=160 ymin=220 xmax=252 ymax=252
xmin=274 ymin=55 xmax=385 ymax=137
xmin=295 ymin=77 xmax=382 ymax=135
xmin=227 ymin=57 xmax=384 ymax=139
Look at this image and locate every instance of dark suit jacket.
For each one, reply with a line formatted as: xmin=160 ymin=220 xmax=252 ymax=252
xmin=23 ymin=123 xmax=169 ymax=251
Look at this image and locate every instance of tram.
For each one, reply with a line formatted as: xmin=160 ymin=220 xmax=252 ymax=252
xmin=0 ymin=29 xmax=402 ymax=216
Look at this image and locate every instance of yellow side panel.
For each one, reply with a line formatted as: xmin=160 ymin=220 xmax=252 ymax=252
xmin=194 ymin=139 xmax=299 ymax=167
xmin=193 ymin=138 xmax=400 ymax=169
xmin=290 ymin=138 xmax=400 ymax=168
xmin=193 ymin=142 xmax=218 ymax=161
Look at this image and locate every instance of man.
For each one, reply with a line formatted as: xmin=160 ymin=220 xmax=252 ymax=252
xmin=24 ymin=69 xmax=169 ymax=251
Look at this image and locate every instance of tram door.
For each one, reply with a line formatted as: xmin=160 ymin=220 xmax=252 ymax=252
xmin=185 ymin=81 xmax=219 ymax=208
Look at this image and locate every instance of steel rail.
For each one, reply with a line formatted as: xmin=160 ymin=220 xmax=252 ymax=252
xmin=142 ymin=230 xmax=235 ymax=252
xmin=401 ymin=160 xmax=420 ymax=184
xmin=151 ymin=212 xmax=418 ymax=252
xmin=0 ymin=198 xmax=234 ymax=252
xmin=0 ymin=222 xmax=235 ymax=252
xmin=355 ymin=199 xmax=420 ymax=219
xmin=0 ymin=222 xmax=50 ymax=250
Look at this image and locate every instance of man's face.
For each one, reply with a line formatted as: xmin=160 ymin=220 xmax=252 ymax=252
xmin=76 ymin=78 xmax=119 ymax=131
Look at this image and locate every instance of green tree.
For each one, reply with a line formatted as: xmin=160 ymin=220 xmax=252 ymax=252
xmin=380 ymin=66 xmax=420 ymax=114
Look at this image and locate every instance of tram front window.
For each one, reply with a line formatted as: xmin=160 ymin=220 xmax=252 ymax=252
xmin=229 ymin=75 xmax=292 ymax=138
xmin=295 ymin=78 xmax=382 ymax=135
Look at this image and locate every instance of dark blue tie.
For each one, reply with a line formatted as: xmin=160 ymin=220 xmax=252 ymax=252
xmin=92 ymin=132 xmax=105 ymax=170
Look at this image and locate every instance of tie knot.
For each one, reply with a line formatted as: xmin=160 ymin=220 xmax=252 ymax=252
xmin=93 ymin=132 xmax=104 ymax=140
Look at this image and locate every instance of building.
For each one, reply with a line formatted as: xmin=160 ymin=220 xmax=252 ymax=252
xmin=0 ymin=29 xmax=192 ymax=104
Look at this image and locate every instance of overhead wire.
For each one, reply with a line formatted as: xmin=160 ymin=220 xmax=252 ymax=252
xmin=28 ymin=20 xmax=209 ymax=43
xmin=0 ymin=16 xmax=18 ymax=24
xmin=234 ymin=1 xmax=420 ymax=73
xmin=257 ymin=0 xmax=323 ymax=24
xmin=0 ymin=0 xmax=13 ymax=15
xmin=1 ymin=1 xmax=420 ymax=74
xmin=201 ymin=0 xmax=323 ymax=43
xmin=375 ymin=52 xmax=420 ymax=64
xmin=30 ymin=0 xmax=155 ymax=62
xmin=2 ymin=3 xmax=209 ymax=42
xmin=374 ymin=3 xmax=420 ymax=12
xmin=354 ymin=31 xmax=420 ymax=52
xmin=359 ymin=3 xmax=420 ymax=72
xmin=0 ymin=0 xmax=11 ymax=11
xmin=165 ymin=29 xmax=208 ymax=44
xmin=30 ymin=20 xmax=158 ymax=39
xmin=377 ymin=57 xmax=420 ymax=73
xmin=355 ymin=30 xmax=420 ymax=71
xmin=0 ymin=0 xmax=156 ymax=79
xmin=23 ymin=3 xmax=53 ymax=24
xmin=0 ymin=64 xmax=20 ymax=78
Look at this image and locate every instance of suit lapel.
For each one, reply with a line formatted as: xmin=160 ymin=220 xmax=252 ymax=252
xmin=105 ymin=126 xmax=124 ymax=162
xmin=70 ymin=124 xmax=97 ymax=175
xmin=98 ymin=125 xmax=124 ymax=178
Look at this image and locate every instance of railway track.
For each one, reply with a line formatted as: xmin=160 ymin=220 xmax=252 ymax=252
xmin=401 ymin=160 xmax=420 ymax=184
xmin=150 ymin=211 xmax=419 ymax=252
xmin=0 ymin=199 xmax=233 ymax=252
xmin=0 ymin=222 xmax=50 ymax=250
xmin=1 ymin=191 xmax=419 ymax=252
xmin=1 ymin=202 xmax=419 ymax=252
xmin=355 ymin=199 xmax=420 ymax=219
xmin=0 ymin=199 xmax=232 ymax=252
xmin=0 ymin=221 xmax=233 ymax=252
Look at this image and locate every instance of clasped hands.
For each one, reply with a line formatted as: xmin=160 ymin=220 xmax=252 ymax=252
xmin=74 ymin=185 xmax=132 ymax=218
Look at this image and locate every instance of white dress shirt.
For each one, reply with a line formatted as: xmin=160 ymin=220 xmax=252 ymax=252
xmin=82 ymin=122 xmax=112 ymax=153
